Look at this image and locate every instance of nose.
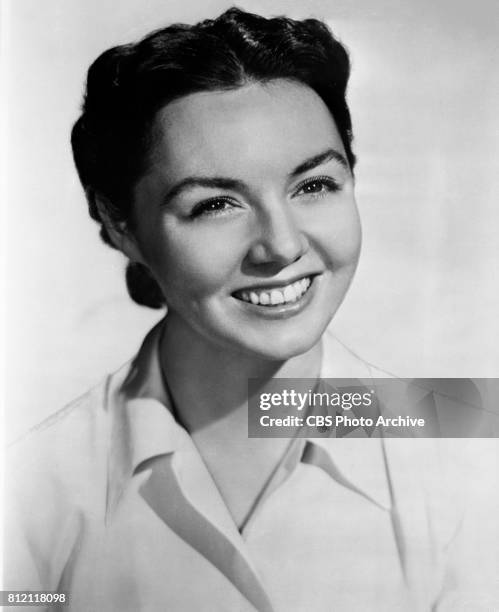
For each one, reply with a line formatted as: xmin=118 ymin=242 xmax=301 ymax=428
xmin=246 ymin=200 xmax=308 ymax=268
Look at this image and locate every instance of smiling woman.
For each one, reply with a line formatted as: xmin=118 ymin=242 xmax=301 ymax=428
xmin=4 ymin=6 xmax=498 ymax=612
xmin=125 ymin=81 xmax=361 ymax=360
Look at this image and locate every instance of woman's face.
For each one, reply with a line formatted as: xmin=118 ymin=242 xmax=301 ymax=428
xmin=131 ymin=79 xmax=361 ymax=360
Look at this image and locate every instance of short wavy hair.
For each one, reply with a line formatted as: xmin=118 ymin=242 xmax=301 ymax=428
xmin=71 ymin=7 xmax=356 ymax=308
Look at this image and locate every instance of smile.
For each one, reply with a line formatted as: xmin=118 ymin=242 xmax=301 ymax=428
xmin=234 ymin=276 xmax=312 ymax=306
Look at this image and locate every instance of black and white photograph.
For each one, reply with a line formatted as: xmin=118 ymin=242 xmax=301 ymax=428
xmin=2 ymin=0 xmax=499 ymax=610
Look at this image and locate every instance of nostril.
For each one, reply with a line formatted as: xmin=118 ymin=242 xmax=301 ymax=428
xmin=246 ymin=260 xmax=295 ymax=277
xmin=248 ymin=232 xmax=308 ymax=267
xmin=248 ymin=243 xmax=271 ymax=264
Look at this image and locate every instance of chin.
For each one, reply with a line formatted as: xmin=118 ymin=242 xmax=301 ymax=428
xmin=237 ymin=324 xmax=325 ymax=362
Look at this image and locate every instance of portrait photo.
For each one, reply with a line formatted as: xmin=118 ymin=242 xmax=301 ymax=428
xmin=2 ymin=0 xmax=499 ymax=610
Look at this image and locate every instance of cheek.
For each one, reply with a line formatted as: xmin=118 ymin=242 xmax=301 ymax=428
xmin=143 ymin=221 xmax=248 ymax=297
xmin=308 ymin=201 xmax=362 ymax=267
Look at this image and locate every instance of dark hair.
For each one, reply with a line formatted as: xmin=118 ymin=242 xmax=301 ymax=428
xmin=71 ymin=7 xmax=356 ymax=308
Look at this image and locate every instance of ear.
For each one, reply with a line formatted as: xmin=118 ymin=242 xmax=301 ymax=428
xmin=92 ymin=191 xmax=145 ymax=264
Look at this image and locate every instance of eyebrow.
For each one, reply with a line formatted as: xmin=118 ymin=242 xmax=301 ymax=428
xmin=290 ymin=148 xmax=348 ymax=176
xmin=163 ymin=177 xmax=246 ymax=206
xmin=162 ymin=147 xmax=348 ymax=206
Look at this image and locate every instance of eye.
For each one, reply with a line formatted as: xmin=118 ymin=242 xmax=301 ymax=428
xmin=190 ymin=197 xmax=237 ymax=219
xmin=293 ymin=176 xmax=340 ymax=199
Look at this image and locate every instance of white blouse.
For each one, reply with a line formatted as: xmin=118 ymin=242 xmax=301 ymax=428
xmin=5 ymin=322 xmax=499 ymax=611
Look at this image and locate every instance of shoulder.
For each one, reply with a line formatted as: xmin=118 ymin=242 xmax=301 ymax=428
xmin=319 ymin=331 xmax=499 ymax=516
xmin=6 ymin=362 xmax=130 ymax=512
xmin=2 ymin=365 xmax=117 ymax=589
xmin=4 ymin=362 xmax=134 ymax=589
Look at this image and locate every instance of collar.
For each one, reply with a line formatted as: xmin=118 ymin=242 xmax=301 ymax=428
xmin=313 ymin=329 xmax=392 ymax=510
xmin=106 ymin=318 xmax=185 ymax=515
xmin=106 ymin=321 xmax=391 ymax=517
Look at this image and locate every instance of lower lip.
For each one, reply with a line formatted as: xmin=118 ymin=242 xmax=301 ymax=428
xmin=232 ymin=276 xmax=320 ymax=320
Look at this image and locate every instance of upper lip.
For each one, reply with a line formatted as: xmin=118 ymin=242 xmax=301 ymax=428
xmin=232 ymin=272 xmax=320 ymax=294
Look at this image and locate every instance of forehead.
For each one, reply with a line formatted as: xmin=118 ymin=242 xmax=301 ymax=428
xmin=147 ymin=80 xmax=344 ymax=179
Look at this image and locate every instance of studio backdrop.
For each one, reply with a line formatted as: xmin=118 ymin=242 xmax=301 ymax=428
xmin=3 ymin=0 xmax=499 ymax=440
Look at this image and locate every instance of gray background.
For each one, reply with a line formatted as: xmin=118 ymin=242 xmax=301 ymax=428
xmin=3 ymin=0 xmax=499 ymax=440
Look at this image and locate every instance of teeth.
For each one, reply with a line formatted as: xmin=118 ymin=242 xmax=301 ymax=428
xmin=236 ymin=277 xmax=312 ymax=306
xmin=249 ymin=292 xmax=259 ymax=305
xmin=259 ymin=292 xmax=270 ymax=305
xmin=283 ymin=285 xmax=296 ymax=302
xmin=270 ymin=290 xmax=284 ymax=305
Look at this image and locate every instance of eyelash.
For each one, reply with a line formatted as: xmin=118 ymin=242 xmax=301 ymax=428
xmin=293 ymin=176 xmax=340 ymax=199
xmin=189 ymin=176 xmax=341 ymax=219
xmin=190 ymin=197 xmax=236 ymax=219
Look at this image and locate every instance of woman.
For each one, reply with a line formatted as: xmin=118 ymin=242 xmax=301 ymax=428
xmin=5 ymin=8 xmax=498 ymax=611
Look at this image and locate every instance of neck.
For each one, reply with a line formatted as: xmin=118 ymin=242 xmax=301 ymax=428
xmin=160 ymin=312 xmax=322 ymax=436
